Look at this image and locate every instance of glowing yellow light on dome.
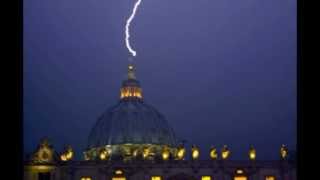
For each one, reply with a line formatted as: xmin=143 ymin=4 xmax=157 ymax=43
xmin=124 ymin=90 xmax=129 ymax=97
xmin=201 ymin=176 xmax=211 ymax=180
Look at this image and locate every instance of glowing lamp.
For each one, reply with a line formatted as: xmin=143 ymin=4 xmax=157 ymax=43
xmin=83 ymin=152 xmax=90 ymax=161
xmin=201 ymin=176 xmax=211 ymax=180
xmin=162 ymin=146 xmax=170 ymax=161
xmin=221 ymin=145 xmax=230 ymax=160
xmin=162 ymin=151 xmax=169 ymax=160
xmin=99 ymin=152 xmax=106 ymax=160
xmin=249 ymin=146 xmax=256 ymax=160
xmin=60 ymin=154 xmax=67 ymax=161
xmin=133 ymin=149 xmax=138 ymax=157
xmin=176 ymin=144 xmax=186 ymax=160
xmin=151 ymin=176 xmax=162 ymax=180
xmin=210 ymin=146 xmax=218 ymax=160
xmin=99 ymin=149 xmax=110 ymax=160
xmin=191 ymin=145 xmax=200 ymax=160
xmin=236 ymin=169 xmax=244 ymax=174
xmin=115 ymin=170 xmax=123 ymax=175
xmin=143 ymin=147 xmax=150 ymax=159
xmin=66 ymin=151 xmax=73 ymax=160
xmin=81 ymin=177 xmax=92 ymax=180
xmin=280 ymin=144 xmax=288 ymax=160
xmin=60 ymin=145 xmax=73 ymax=161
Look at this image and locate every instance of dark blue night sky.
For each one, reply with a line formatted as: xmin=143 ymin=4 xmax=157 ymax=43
xmin=23 ymin=0 xmax=296 ymax=160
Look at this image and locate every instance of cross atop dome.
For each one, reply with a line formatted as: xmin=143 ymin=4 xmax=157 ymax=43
xmin=128 ymin=63 xmax=136 ymax=79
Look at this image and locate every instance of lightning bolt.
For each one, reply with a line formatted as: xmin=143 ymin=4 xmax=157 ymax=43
xmin=125 ymin=0 xmax=142 ymax=57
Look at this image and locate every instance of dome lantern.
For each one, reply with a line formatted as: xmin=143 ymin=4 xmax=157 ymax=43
xmin=120 ymin=64 xmax=143 ymax=100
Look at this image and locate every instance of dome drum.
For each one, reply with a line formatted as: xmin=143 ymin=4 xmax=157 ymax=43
xmin=84 ymin=144 xmax=177 ymax=161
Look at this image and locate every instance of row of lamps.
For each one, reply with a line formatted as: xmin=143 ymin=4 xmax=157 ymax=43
xmin=60 ymin=144 xmax=289 ymax=161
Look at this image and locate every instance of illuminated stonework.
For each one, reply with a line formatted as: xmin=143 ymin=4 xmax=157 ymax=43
xmin=112 ymin=178 xmax=126 ymax=180
xmin=201 ymin=176 xmax=211 ymax=180
xmin=80 ymin=177 xmax=92 ymax=180
xmin=151 ymin=176 xmax=162 ymax=180
xmin=210 ymin=146 xmax=218 ymax=160
xmin=24 ymin=64 xmax=296 ymax=180
xmin=280 ymin=144 xmax=288 ymax=160
xmin=175 ymin=144 xmax=186 ymax=160
xmin=115 ymin=170 xmax=123 ymax=175
xmin=143 ymin=147 xmax=151 ymax=159
xmin=30 ymin=138 xmax=55 ymax=164
xmin=120 ymin=86 xmax=142 ymax=99
xmin=236 ymin=169 xmax=244 ymax=174
xmin=265 ymin=176 xmax=276 ymax=180
xmin=60 ymin=145 xmax=73 ymax=161
xmin=99 ymin=148 xmax=110 ymax=160
xmin=120 ymin=64 xmax=143 ymax=100
xmin=248 ymin=146 xmax=256 ymax=160
xmin=221 ymin=145 xmax=230 ymax=160
xmin=234 ymin=176 xmax=247 ymax=180
xmin=84 ymin=64 xmax=177 ymax=161
xmin=162 ymin=146 xmax=170 ymax=161
xmin=191 ymin=145 xmax=200 ymax=160
xmin=84 ymin=144 xmax=177 ymax=161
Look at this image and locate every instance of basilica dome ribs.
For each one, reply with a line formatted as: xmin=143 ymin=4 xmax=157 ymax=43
xmin=85 ymin=64 xmax=178 ymax=161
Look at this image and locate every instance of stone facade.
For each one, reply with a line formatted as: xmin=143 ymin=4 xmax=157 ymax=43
xmin=24 ymin=65 xmax=296 ymax=180
xmin=24 ymin=159 xmax=296 ymax=180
